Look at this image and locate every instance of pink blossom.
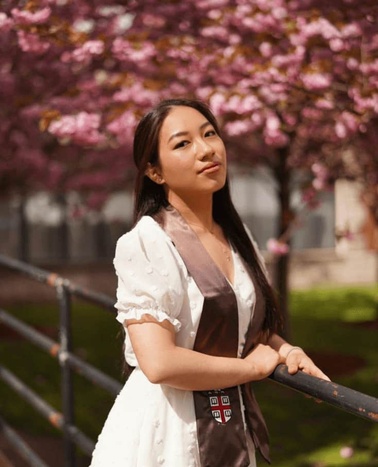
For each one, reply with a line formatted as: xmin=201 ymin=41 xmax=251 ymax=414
xmin=312 ymin=178 xmax=327 ymax=190
xmin=360 ymin=60 xmax=378 ymax=74
xmin=166 ymin=46 xmax=195 ymax=60
xmin=229 ymin=33 xmax=241 ymax=45
xmin=335 ymin=111 xmax=359 ymax=138
xmin=201 ymin=26 xmax=229 ymax=40
xmin=209 ymin=93 xmax=227 ymax=115
xmin=267 ymin=239 xmax=290 ymax=256
xmin=141 ymin=13 xmax=166 ymax=28
xmin=346 ymin=57 xmax=359 ymax=70
xmin=71 ymin=40 xmax=104 ymax=62
xmin=19 ymin=105 xmax=44 ymax=119
xmin=259 ymin=42 xmax=273 ymax=57
xmin=271 ymin=7 xmax=287 ymax=20
xmin=263 ymin=114 xmax=289 ymax=147
xmin=197 ymin=0 xmax=229 ymax=9
xmin=302 ymin=107 xmax=324 ymax=120
xmin=312 ymin=163 xmax=328 ymax=179
xmin=17 ymin=31 xmax=50 ymax=54
xmin=339 ymin=446 xmax=354 ymax=459
xmin=0 ymin=13 xmax=13 ymax=31
xmin=302 ymin=188 xmax=321 ymax=209
xmin=207 ymin=9 xmax=222 ymax=20
xmin=303 ymin=18 xmax=340 ymax=41
xmin=113 ymin=84 xmax=156 ymax=107
xmin=342 ymin=24 xmax=361 ymax=38
xmin=282 ymin=112 xmax=297 ymax=127
xmin=106 ymin=111 xmax=136 ymax=145
xmin=330 ymin=38 xmax=345 ymax=52
xmin=195 ymin=86 xmax=212 ymax=101
xmin=224 ymin=120 xmax=253 ymax=137
xmin=344 ymin=230 xmax=355 ymax=241
xmin=315 ymin=99 xmax=334 ymax=110
xmin=48 ymin=112 xmax=105 ymax=146
xmin=240 ymin=14 xmax=278 ymax=34
xmin=250 ymin=112 xmax=264 ymax=127
xmin=165 ymin=82 xmax=188 ymax=97
xmin=266 ymin=114 xmax=280 ymax=132
xmin=311 ymin=163 xmax=330 ymax=190
xmin=11 ymin=7 xmax=51 ymax=25
xmin=112 ymin=38 xmax=155 ymax=62
xmin=272 ymin=50 xmax=304 ymax=68
xmin=240 ymin=95 xmax=261 ymax=113
xmin=264 ymin=130 xmax=289 ymax=147
xmin=302 ymin=73 xmax=331 ymax=90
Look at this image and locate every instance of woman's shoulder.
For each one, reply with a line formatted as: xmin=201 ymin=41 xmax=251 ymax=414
xmin=114 ymin=215 xmax=186 ymax=274
xmin=116 ymin=215 xmax=171 ymax=249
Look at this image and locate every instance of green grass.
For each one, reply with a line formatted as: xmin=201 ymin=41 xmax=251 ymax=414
xmin=0 ymin=285 xmax=377 ymax=466
xmin=255 ymin=285 xmax=378 ymax=467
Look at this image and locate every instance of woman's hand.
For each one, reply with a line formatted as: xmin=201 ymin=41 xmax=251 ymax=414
xmin=285 ymin=347 xmax=330 ymax=381
xmin=244 ymin=344 xmax=282 ymax=380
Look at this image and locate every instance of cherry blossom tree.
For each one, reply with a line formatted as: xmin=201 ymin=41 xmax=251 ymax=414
xmin=1 ymin=0 xmax=377 ymax=329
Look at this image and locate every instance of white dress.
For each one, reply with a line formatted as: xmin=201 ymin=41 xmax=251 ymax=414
xmin=89 ymin=216 xmax=259 ymax=467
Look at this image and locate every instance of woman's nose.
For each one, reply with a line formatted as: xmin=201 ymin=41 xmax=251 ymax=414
xmin=196 ymin=138 xmax=214 ymax=159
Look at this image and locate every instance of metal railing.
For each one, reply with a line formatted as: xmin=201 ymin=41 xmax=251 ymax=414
xmin=0 ymin=254 xmax=377 ymax=467
xmin=0 ymin=255 xmax=122 ymax=467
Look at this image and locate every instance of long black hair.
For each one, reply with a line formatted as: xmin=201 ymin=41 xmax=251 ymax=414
xmin=132 ymin=98 xmax=282 ymax=336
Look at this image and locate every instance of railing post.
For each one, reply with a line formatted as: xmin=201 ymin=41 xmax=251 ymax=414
xmin=57 ymin=279 xmax=76 ymax=467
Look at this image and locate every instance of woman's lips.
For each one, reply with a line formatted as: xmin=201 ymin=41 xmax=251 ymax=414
xmin=199 ymin=163 xmax=221 ymax=173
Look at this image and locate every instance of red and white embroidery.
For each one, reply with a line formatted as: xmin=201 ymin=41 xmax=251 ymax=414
xmin=209 ymin=391 xmax=232 ymax=424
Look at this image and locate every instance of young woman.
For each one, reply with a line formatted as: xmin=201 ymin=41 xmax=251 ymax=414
xmin=89 ymin=98 xmax=329 ymax=467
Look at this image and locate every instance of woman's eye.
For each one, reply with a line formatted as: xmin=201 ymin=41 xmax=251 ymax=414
xmin=205 ymin=130 xmax=216 ymax=137
xmin=174 ymin=140 xmax=189 ymax=149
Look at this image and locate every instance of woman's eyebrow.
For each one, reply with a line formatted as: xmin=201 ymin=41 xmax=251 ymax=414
xmin=167 ymin=121 xmax=211 ymax=143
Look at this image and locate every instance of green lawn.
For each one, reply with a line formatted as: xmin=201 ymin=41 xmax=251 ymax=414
xmin=0 ymin=285 xmax=377 ymax=466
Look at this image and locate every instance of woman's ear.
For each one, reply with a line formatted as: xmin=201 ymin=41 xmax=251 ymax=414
xmin=145 ymin=163 xmax=165 ymax=185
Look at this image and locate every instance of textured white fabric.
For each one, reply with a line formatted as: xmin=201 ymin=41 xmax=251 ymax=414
xmin=90 ymin=216 xmax=258 ymax=467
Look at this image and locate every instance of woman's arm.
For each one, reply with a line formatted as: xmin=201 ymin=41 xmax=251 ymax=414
xmin=127 ymin=316 xmax=281 ymax=391
xmin=268 ymin=333 xmax=330 ymax=380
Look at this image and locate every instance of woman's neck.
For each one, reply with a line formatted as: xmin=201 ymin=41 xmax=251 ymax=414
xmin=168 ymin=193 xmax=214 ymax=233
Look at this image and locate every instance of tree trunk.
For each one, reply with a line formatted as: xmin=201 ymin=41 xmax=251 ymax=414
xmin=15 ymin=195 xmax=29 ymax=262
xmin=273 ymin=148 xmax=292 ymax=339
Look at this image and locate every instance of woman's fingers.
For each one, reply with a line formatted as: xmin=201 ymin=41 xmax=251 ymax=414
xmin=286 ymin=353 xmax=331 ymax=381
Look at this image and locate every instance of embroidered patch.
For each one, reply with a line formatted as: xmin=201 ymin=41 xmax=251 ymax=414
xmin=208 ymin=390 xmax=232 ymax=424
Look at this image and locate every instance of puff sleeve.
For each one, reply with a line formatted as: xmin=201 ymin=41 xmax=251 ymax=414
xmin=113 ymin=218 xmax=185 ymax=332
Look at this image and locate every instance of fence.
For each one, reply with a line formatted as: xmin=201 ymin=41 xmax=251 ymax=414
xmin=0 ymin=254 xmax=377 ymax=467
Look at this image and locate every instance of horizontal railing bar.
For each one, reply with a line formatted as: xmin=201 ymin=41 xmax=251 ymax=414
xmin=269 ymin=364 xmax=378 ymax=423
xmin=0 ymin=254 xmax=114 ymax=311
xmin=66 ymin=353 xmax=122 ymax=396
xmin=0 ymin=308 xmax=59 ymax=357
xmin=0 ymin=365 xmax=61 ymax=427
xmin=0 ymin=365 xmax=95 ymax=455
xmin=65 ymin=283 xmax=115 ymax=311
xmin=0 ymin=415 xmax=49 ymax=467
xmin=0 ymin=308 xmax=122 ymax=395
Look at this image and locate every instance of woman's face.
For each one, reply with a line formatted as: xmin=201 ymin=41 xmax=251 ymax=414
xmin=149 ymin=105 xmax=227 ymax=203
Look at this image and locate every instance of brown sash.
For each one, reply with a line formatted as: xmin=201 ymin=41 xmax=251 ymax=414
xmin=154 ymin=207 xmax=270 ymax=465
